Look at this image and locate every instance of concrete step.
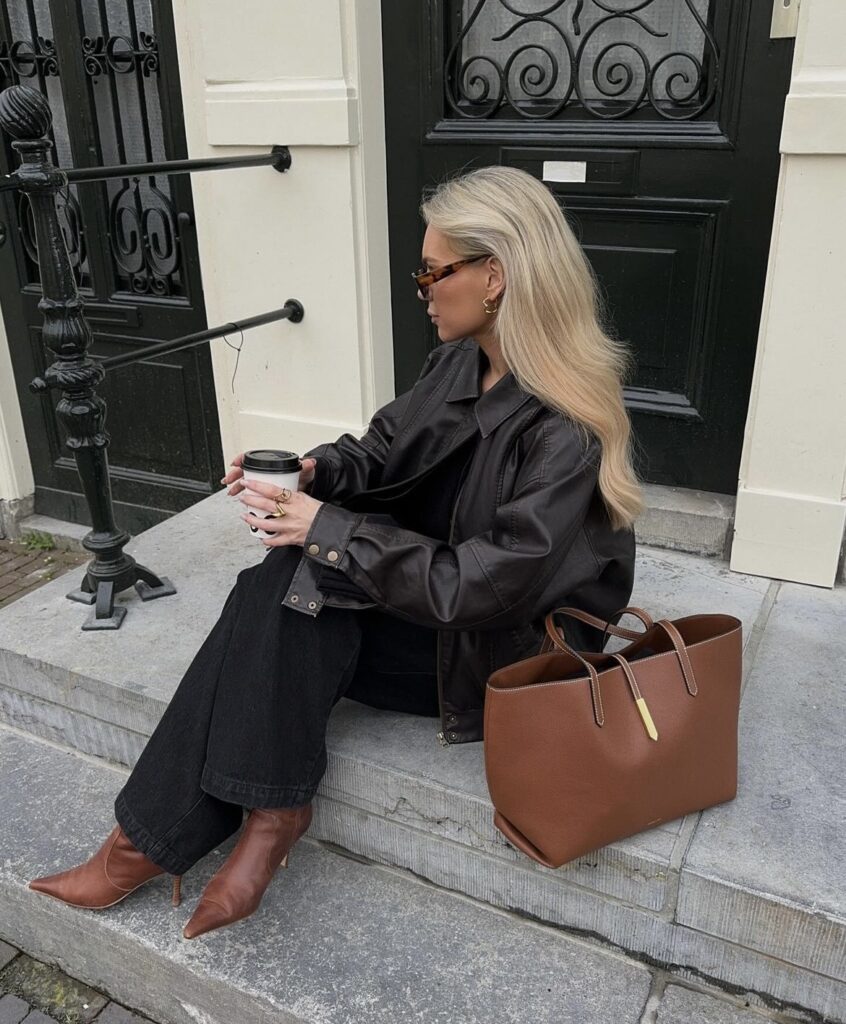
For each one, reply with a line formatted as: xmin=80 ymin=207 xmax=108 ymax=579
xmin=3 ymin=513 xmax=89 ymax=553
xmin=636 ymin=482 xmax=735 ymax=558
xmin=0 ymin=724 xmax=822 ymax=1024
xmin=0 ymin=489 xmax=843 ymax=1022
xmin=0 ymin=724 xmax=658 ymax=1024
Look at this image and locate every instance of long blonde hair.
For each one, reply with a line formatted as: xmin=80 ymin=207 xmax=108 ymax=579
xmin=420 ymin=165 xmax=644 ymax=532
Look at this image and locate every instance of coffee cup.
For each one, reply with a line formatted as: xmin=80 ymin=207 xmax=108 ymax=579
xmin=240 ymin=449 xmax=302 ymax=535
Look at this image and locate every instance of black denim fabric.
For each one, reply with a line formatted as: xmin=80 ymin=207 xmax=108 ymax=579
xmin=114 ymin=543 xmax=439 ymax=876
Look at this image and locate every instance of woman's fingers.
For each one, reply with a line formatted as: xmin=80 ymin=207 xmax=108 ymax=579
xmin=220 ymin=453 xmax=246 ymax=488
xmin=299 ymin=457 xmax=316 ymax=487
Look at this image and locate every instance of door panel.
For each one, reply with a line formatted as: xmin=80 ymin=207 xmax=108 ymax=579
xmin=0 ymin=0 xmax=223 ymax=533
xmin=382 ymin=0 xmax=795 ymax=493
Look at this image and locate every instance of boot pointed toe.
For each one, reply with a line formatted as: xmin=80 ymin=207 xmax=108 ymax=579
xmin=28 ymin=874 xmax=64 ymax=897
xmin=183 ymin=897 xmax=237 ymax=940
xmin=27 ymin=824 xmax=171 ymax=910
xmin=181 ymin=803 xmax=312 ymax=939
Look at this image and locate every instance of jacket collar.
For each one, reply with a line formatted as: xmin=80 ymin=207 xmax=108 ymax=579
xmin=444 ymin=339 xmax=536 ymax=438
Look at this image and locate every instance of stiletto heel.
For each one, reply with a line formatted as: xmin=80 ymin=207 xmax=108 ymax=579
xmin=280 ymin=852 xmax=289 ymax=869
xmin=171 ymin=875 xmax=182 ymax=906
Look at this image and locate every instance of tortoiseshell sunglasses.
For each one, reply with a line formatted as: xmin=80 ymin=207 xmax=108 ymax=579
xmin=412 ymin=254 xmax=489 ymax=300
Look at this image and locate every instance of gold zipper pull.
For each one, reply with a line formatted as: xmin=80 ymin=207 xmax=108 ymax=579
xmin=635 ymin=697 xmax=658 ymax=741
xmin=436 ymin=730 xmax=449 ymax=747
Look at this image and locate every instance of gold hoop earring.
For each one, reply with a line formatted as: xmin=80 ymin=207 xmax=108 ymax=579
xmin=483 ymin=297 xmax=499 ymax=314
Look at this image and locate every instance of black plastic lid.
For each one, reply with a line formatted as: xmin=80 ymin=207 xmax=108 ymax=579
xmin=242 ymin=449 xmax=301 ymax=473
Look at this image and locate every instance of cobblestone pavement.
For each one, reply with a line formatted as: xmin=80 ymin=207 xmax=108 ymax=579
xmin=0 ymin=940 xmax=159 ymax=1024
xmin=0 ymin=539 xmax=88 ymax=611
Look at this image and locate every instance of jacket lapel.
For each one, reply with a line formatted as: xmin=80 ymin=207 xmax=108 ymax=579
xmin=342 ymin=340 xmax=537 ymax=510
xmin=445 ymin=339 xmax=536 ymax=439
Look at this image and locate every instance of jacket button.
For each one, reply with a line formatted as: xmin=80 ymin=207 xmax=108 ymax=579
xmin=308 ymin=601 xmax=317 ymax=609
xmin=290 ymin=595 xmax=299 ymax=603
xmin=449 ymin=732 xmax=458 ymax=741
xmin=307 ymin=543 xmax=320 ymax=555
xmin=327 ymin=550 xmax=339 ymax=562
xmin=447 ymin=715 xmax=457 ymax=725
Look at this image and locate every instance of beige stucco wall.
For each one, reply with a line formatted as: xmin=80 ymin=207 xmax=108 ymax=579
xmin=731 ymin=0 xmax=846 ymax=587
xmin=0 ymin=330 xmax=33 ymax=507
xmin=169 ymin=0 xmax=394 ymax=472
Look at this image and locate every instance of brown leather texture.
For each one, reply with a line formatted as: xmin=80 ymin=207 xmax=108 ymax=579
xmin=483 ymin=605 xmax=743 ymax=868
xmin=28 ymin=824 xmax=166 ymax=909
xmin=183 ymin=803 xmax=313 ymax=939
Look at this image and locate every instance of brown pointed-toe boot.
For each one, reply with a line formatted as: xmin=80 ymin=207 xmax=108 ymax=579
xmin=29 ymin=823 xmax=183 ymax=910
xmin=182 ymin=803 xmax=312 ymax=940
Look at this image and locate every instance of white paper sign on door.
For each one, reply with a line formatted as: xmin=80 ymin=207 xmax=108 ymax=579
xmin=542 ymin=161 xmax=587 ymax=183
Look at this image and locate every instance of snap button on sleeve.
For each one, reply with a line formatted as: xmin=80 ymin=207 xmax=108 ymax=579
xmin=308 ymin=601 xmax=317 ymax=609
xmin=290 ymin=595 xmax=299 ymax=603
xmin=307 ymin=543 xmax=320 ymax=555
xmin=327 ymin=550 xmax=339 ymax=562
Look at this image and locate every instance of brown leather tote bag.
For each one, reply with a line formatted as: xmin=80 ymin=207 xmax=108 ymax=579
xmin=483 ymin=606 xmax=743 ymax=869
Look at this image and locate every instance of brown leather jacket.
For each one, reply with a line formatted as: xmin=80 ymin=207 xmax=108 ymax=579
xmin=283 ymin=338 xmax=635 ymax=745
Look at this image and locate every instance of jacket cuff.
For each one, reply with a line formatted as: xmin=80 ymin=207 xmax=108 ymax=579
xmin=303 ymin=501 xmax=363 ymax=568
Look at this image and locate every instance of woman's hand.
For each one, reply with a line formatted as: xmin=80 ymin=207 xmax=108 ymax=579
xmin=220 ymin=453 xmax=318 ymax=496
xmin=238 ymin=480 xmax=324 ymax=547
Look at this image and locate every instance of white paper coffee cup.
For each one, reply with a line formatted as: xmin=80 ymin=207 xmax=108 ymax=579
xmin=241 ymin=449 xmax=301 ymax=536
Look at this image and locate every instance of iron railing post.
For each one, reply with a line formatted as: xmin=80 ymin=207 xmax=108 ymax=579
xmin=0 ymin=84 xmax=177 ymax=629
xmin=0 ymin=83 xmax=303 ymax=630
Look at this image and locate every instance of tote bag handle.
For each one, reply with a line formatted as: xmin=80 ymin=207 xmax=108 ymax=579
xmin=540 ymin=605 xmax=655 ymax=656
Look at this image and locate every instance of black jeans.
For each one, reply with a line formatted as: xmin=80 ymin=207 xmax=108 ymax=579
xmin=114 ymin=543 xmax=439 ymax=876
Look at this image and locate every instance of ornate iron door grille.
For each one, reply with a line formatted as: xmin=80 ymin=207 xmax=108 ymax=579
xmin=444 ymin=0 xmax=720 ymax=124
xmin=1 ymin=0 xmax=188 ymax=296
xmin=0 ymin=0 xmax=224 ymax=533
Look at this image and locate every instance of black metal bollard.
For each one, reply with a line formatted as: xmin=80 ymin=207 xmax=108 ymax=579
xmin=0 ymin=84 xmax=177 ymax=630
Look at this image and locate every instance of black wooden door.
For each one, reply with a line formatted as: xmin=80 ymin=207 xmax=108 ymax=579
xmin=0 ymin=0 xmax=223 ymax=534
xmin=382 ymin=0 xmax=795 ymax=493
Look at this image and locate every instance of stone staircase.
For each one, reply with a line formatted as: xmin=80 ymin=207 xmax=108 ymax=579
xmin=0 ymin=488 xmax=843 ymax=1024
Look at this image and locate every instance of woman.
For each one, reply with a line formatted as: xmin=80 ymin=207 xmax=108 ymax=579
xmin=27 ymin=166 xmax=643 ymax=939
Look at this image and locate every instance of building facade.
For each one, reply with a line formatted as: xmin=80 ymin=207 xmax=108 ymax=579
xmin=0 ymin=0 xmax=843 ymax=587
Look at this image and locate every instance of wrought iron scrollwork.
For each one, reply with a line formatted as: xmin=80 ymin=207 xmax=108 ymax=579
xmin=79 ymin=22 xmax=180 ymax=294
xmin=109 ymin=178 xmax=179 ymax=296
xmin=82 ymin=31 xmax=159 ymax=78
xmin=0 ymin=36 xmax=59 ymax=85
xmin=445 ymin=0 xmax=719 ymax=122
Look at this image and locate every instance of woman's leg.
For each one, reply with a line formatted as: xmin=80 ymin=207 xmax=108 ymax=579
xmin=114 ymin=544 xmax=363 ymax=876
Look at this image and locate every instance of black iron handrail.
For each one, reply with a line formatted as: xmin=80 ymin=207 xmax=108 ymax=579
xmin=0 ymin=83 xmax=304 ymax=630
xmin=0 ymin=145 xmax=291 ymax=193
xmin=47 ymin=300 xmax=304 ymax=379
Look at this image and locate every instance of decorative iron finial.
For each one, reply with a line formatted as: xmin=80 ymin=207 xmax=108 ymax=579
xmin=0 ymin=83 xmax=53 ymax=141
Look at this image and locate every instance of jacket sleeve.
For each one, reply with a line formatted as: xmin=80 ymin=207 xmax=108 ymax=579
xmin=301 ymin=417 xmax=602 ymax=630
xmin=300 ymin=346 xmax=444 ymax=504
